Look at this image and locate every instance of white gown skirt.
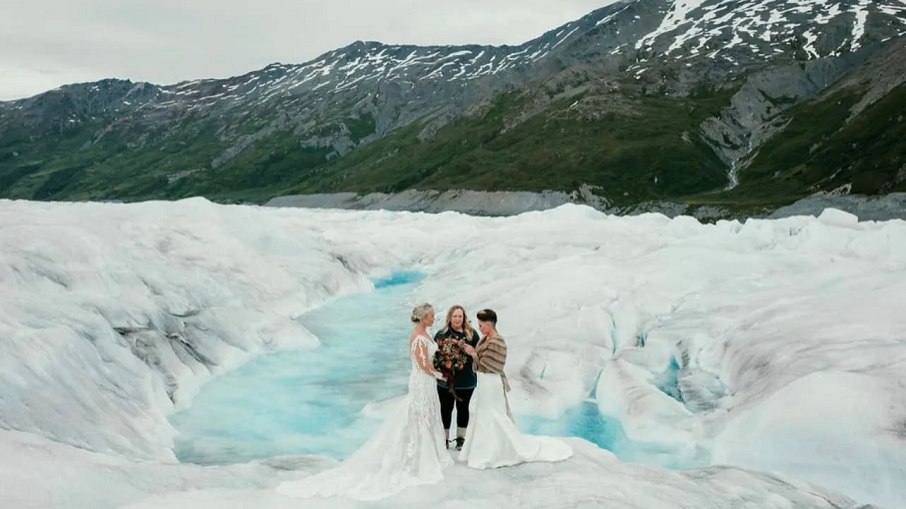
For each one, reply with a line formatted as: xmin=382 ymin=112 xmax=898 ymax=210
xmin=459 ymin=372 xmax=572 ymax=469
xmin=276 ymin=343 xmax=452 ymax=501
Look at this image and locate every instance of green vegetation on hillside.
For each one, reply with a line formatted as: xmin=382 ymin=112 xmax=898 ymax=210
xmin=2 ymin=75 xmax=903 ymax=217
xmin=687 ymin=83 xmax=906 ymax=214
xmin=1 ymin=84 xmax=738 ymax=205
xmin=277 ymin=88 xmax=736 ymax=206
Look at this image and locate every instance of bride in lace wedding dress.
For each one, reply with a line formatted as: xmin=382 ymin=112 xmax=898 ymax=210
xmin=277 ymin=303 xmax=453 ymax=501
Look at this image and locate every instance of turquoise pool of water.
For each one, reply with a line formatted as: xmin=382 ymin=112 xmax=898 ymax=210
xmin=171 ymin=271 xmax=687 ymax=468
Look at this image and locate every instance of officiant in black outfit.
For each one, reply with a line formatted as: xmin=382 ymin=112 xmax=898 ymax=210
xmin=434 ymin=304 xmax=480 ymax=450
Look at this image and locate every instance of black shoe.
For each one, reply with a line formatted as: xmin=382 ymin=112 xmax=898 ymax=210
xmin=455 ymin=437 xmax=465 ymax=450
xmin=445 ymin=439 xmax=455 ymax=450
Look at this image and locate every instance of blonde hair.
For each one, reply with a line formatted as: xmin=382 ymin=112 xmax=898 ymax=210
xmin=441 ymin=304 xmax=475 ymax=338
xmin=411 ymin=303 xmax=433 ymax=323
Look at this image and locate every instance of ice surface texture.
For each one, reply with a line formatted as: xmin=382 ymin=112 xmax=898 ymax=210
xmin=1 ymin=199 xmax=904 ymax=508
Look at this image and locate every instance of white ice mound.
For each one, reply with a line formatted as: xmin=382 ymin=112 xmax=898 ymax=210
xmin=713 ymin=370 xmax=906 ymax=507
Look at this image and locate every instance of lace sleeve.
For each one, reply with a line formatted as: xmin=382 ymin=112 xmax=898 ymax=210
xmin=411 ymin=336 xmax=438 ymax=377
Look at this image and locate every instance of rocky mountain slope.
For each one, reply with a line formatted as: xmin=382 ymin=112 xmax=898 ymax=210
xmin=1 ymin=0 xmax=904 ymax=215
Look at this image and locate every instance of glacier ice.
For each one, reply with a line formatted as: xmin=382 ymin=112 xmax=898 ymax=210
xmin=1 ymin=198 xmax=904 ymax=508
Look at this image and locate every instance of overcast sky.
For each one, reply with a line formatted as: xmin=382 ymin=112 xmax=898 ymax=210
xmin=0 ymin=1 xmax=615 ymax=101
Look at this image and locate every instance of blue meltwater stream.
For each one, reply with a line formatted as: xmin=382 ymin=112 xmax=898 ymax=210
xmin=170 ymin=271 xmax=686 ymax=467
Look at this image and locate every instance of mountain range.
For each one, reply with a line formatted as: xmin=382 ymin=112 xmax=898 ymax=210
xmin=1 ymin=0 xmax=905 ymax=216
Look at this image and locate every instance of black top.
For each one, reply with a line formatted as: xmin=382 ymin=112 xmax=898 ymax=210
xmin=433 ymin=327 xmax=480 ymax=390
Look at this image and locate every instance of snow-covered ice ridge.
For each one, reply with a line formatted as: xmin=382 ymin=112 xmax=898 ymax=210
xmin=1 ymin=199 xmax=905 ymax=508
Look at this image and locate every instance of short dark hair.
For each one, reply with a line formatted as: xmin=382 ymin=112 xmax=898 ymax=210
xmin=476 ymin=309 xmax=497 ymax=325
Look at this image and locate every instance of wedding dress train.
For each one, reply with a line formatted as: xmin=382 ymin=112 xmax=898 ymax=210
xmin=459 ymin=372 xmax=572 ymax=469
xmin=277 ymin=334 xmax=452 ymax=500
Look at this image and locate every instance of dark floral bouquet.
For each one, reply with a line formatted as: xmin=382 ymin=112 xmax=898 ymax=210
xmin=433 ymin=338 xmax=469 ymax=400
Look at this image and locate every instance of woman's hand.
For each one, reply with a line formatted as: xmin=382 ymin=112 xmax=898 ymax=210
xmin=461 ymin=344 xmax=477 ymax=358
xmin=433 ymin=371 xmax=446 ymax=380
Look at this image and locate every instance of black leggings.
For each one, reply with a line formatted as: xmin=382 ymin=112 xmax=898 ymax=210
xmin=437 ymin=386 xmax=474 ymax=430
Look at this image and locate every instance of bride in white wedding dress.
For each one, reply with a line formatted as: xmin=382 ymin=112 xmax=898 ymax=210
xmin=459 ymin=308 xmax=573 ymax=469
xmin=277 ymin=303 xmax=453 ymax=501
